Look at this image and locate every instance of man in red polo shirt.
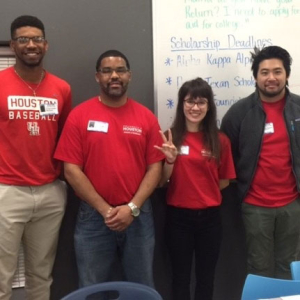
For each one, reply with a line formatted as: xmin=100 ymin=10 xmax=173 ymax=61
xmin=55 ymin=50 xmax=164 ymax=289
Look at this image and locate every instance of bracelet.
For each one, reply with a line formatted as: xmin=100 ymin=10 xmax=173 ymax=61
xmin=165 ymin=159 xmax=175 ymax=165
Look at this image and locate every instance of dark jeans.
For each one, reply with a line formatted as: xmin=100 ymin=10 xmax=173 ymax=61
xmin=74 ymin=199 xmax=155 ymax=288
xmin=166 ymin=205 xmax=222 ymax=300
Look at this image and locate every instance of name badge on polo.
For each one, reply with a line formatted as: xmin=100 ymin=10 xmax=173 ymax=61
xmin=40 ymin=103 xmax=58 ymax=116
xmin=180 ymin=145 xmax=189 ymax=155
xmin=264 ymin=122 xmax=274 ymax=134
xmin=87 ymin=120 xmax=109 ymax=133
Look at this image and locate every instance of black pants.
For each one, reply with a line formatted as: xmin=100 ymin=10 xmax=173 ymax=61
xmin=166 ymin=205 xmax=222 ymax=300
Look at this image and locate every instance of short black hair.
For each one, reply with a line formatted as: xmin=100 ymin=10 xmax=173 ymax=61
xmin=11 ymin=15 xmax=45 ymax=38
xmin=251 ymin=46 xmax=292 ymax=80
xmin=96 ymin=50 xmax=130 ymax=71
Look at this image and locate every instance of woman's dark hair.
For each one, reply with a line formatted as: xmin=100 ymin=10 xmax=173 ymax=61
xmin=171 ymin=77 xmax=220 ymax=161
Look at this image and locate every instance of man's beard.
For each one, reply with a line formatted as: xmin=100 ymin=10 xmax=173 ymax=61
xmin=101 ymin=81 xmax=128 ymax=98
xmin=257 ymin=85 xmax=286 ymax=98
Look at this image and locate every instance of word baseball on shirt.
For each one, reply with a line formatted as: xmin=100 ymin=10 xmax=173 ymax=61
xmin=8 ymin=96 xmax=58 ymax=121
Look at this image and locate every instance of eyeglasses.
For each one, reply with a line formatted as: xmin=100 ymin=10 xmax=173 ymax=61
xmin=98 ymin=67 xmax=129 ymax=76
xmin=12 ymin=36 xmax=46 ymax=44
xmin=184 ymin=98 xmax=208 ymax=108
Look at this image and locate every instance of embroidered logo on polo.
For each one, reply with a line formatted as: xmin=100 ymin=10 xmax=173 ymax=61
xmin=123 ymin=125 xmax=142 ymax=136
xmin=201 ymin=149 xmax=217 ymax=159
xmin=201 ymin=149 xmax=212 ymax=157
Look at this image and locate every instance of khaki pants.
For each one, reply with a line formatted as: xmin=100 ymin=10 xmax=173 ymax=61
xmin=0 ymin=180 xmax=67 ymax=300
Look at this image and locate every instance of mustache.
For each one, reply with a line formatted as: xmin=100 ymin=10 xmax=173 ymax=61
xmin=108 ymin=80 xmax=123 ymax=86
xmin=24 ymin=51 xmax=40 ymax=54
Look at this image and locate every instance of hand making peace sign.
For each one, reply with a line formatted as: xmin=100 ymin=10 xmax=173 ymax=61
xmin=154 ymin=129 xmax=178 ymax=164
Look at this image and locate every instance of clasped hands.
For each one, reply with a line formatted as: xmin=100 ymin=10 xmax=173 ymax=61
xmin=104 ymin=204 xmax=133 ymax=232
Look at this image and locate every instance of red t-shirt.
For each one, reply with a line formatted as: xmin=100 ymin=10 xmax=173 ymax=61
xmin=166 ymin=132 xmax=236 ymax=209
xmin=54 ymin=97 xmax=164 ymax=206
xmin=245 ymin=98 xmax=298 ymax=207
xmin=0 ymin=67 xmax=72 ymax=185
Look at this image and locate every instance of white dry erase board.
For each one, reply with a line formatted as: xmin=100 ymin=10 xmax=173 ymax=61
xmin=152 ymin=0 xmax=300 ymax=131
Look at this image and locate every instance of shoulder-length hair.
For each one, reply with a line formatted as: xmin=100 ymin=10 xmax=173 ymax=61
xmin=171 ymin=77 xmax=220 ymax=161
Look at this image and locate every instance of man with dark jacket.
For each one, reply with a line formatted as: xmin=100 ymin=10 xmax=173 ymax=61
xmin=221 ymin=46 xmax=300 ymax=279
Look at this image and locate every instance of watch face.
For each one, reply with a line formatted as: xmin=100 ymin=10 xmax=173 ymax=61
xmin=132 ymin=207 xmax=140 ymax=217
xmin=128 ymin=203 xmax=140 ymax=217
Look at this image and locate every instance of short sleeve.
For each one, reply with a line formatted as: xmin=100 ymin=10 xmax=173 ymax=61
xmin=218 ymin=133 xmax=236 ymax=180
xmin=54 ymin=109 xmax=84 ymax=166
xmin=145 ymin=113 xmax=165 ymax=165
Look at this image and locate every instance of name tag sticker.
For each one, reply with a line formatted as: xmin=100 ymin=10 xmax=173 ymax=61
xmin=40 ymin=103 xmax=58 ymax=116
xmin=264 ymin=122 xmax=274 ymax=134
xmin=87 ymin=120 xmax=109 ymax=133
xmin=180 ymin=145 xmax=189 ymax=155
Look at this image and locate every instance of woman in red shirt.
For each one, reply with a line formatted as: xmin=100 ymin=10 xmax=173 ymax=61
xmin=155 ymin=77 xmax=235 ymax=300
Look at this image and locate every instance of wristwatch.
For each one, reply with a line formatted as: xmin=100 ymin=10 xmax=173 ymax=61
xmin=128 ymin=202 xmax=140 ymax=217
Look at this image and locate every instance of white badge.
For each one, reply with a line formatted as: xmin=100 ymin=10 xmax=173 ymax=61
xmin=87 ymin=120 xmax=109 ymax=133
xmin=264 ymin=122 xmax=274 ymax=134
xmin=180 ymin=145 xmax=189 ymax=155
xmin=40 ymin=103 xmax=58 ymax=116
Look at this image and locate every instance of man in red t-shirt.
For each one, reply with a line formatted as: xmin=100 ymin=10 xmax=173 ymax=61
xmin=55 ymin=50 xmax=164 ymax=288
xmin=0 ymin=16 xmax=72 ymax=300
xmin=221 ymin=46 xmax=300 ymax=279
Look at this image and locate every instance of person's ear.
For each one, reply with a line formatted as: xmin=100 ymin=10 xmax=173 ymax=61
xmin=10 ymin=40 xmax=16 ymax=53
xmin=44 ymin=40 xmax=49 ymax=52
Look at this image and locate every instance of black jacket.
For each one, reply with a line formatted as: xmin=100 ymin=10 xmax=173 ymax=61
xmin=221 ymin=89 xmax=300 ymax=202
